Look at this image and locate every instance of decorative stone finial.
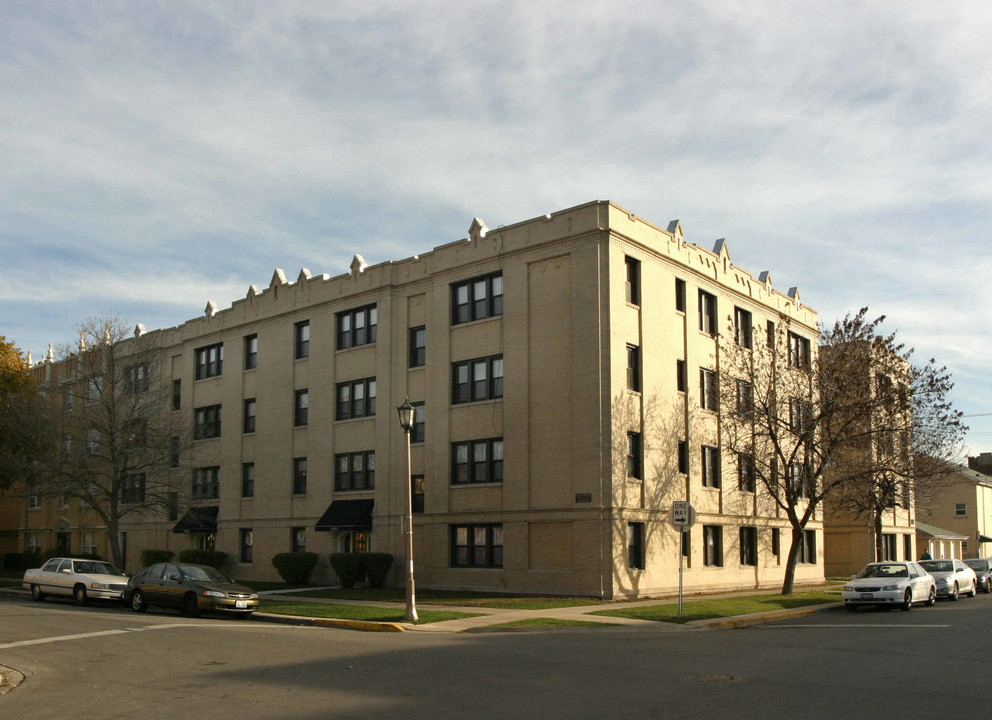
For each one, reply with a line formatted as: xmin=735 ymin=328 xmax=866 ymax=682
xmin=205 ymin=300 xmax=218 ymax=318
xmin=350 ymin=255 xmax=367 ymax=277
xmin=469 ymin=218 xmax=488 ymax=243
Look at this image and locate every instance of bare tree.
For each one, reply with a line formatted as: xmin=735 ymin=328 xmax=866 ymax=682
xmin=33 ymin=317 xmax=194 ymax=568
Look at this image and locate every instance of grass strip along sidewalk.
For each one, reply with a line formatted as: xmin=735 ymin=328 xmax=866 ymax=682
xmin=591 ymin=590 xmax=841 ymax=624
xmin=259 ymin=600 xmax=482 ymax=625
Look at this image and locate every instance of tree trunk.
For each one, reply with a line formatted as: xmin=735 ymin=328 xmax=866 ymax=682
xmin=781 ymin=525 xmax=804 ymax=594
xmin=872 ymin=507 xmax=885 ymax=563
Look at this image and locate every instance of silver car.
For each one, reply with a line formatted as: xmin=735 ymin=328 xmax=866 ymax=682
xmin=842 ymin=561 xmax=936 ymax=611
xmin=963 ymin=558 xmax=992 ymax=594
xmin=919 ymin=559 xmax=977 ymax=600
xmin=23 ymin=557 xmax=129 ymax=605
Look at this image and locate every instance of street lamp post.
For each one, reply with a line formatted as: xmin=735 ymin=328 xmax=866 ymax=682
xmin=396 ymin=398 xmax=418 ymax=622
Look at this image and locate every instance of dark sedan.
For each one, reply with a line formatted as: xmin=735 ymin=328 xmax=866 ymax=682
xmin=125 ymin=562 xmax=259 ymax=617
xmin=965 ymin=558 xmax=992 ymax=594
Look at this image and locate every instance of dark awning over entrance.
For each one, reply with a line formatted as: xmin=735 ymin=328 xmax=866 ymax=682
xmin=980 ymin=535 xmax=992 ymax=543
xmin=315 ymin=499 xmax=374 ymax=531
xmin=172 ymin=506 xmax=219 ymax=534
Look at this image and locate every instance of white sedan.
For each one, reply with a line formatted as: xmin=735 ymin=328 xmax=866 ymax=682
xmin=23 ymin=557 xmax=129 ymax=605
xmin=842 ymin=561 xmax=936 ymax=611
xmin=919 ymin=559 xmax=977 ymax=600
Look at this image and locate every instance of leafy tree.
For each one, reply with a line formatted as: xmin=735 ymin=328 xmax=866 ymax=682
xmin=0 ymin=336 xmax=49 ymax=493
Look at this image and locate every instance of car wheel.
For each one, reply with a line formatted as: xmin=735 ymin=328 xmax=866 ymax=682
xmin=130 ymin=589 xmax=148 ymax=613
xmin=984 ymin=579 xmax=992 ymax=594
xmin=949 ymin=582 xmax=959 ymax=601
xmin=30 ymin=584 xmax=45 ymax=602
xmin=182 ymin=593 xmax=200 ymax=618
xmin=73 ymin=585 xmax=88 ymax=606
xmin=900 ymin=588 xmax=913 ymax=611
xmin=926 ymin=586 xmax=936 ymax=607
xmin=967 ymin=581 xmax=977 ymax=598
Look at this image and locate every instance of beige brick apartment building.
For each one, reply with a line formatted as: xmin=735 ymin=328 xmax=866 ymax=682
xmin=20 ymin=201 xmax=823 ymax=597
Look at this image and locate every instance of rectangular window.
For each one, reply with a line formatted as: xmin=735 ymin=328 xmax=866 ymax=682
xmin=409 ymin=326 xmax=426 ymax=367
xmin=676 ymin=359 xmax=687 ymax=392
xmin=767 ymin=320 xmax=776 ymax=348
xmin=628 ymin=522 xmax=645 ymax=569
xmin=336 ymin=304 xmax=377 ymax=350
xmin=737 ymin=380 xmax=754 ymax=416
xmin=86 ymin=377 xmax=102 ymax=403
xmin=412 ymin=475 xmax=425 ymax=514
xmin=772 ymin=528 xmax=781 ymax=560
xmin=681 ymin=530 xmax=690 ymax=560
xmin=452 ymin=355 xmax=503 ymax=404
xmin=675 ymin=278 xmax=686 ymax=312
xmin=244 ymin=334 xmax=258 ymax=370
xmin=295 ymin=321 xmax=310 ymax=359
xmin=291 ymin=527 xmax=306 ymax=553
xmin=787 ymin=461 xmax=814 ymax=499
xmin=798 ymin=530 xmax=816 ymax=564
xmin=678 ymin=440 xmax=688 ymax=474
xmin=704 ymin=525 xmax=723 ymax=567
xmin=452 ymin=272 xmax=503 ymax=325
xmin=241 ymin=463 xmax=255 ymax=498
xmin=192 ymin=466 xmax=220 ymax=499
xmin=294 ymin=389 xmax=309 ymax=426
xmin=336 ymin=378 xmax=376 ymax=420
xmin=881 ymin=533 xmax=897 ymax=562
xmin=451 ymin=438 xmax=504 ymax=485
xmin=790 ymin=397 xmax=812 ymax=435
xmin=240 ymin=529 xmax=253 ymax=564
xmin=292 ymin=457 xmax=307 ymax=495
xmin=627 ymin=432 xmax=643 ymax=480
xmin=788 ymin=332 xmax=811 ymax=370
xmin=625 ymin=256 xmax=640 ymax=305
xmin=699 ymin=290 xmax=717 ymax=334
xmin=626 ymin=345 xmax=641 ymax=392
xmin=172 ymin=379 xmax=181 ymax=410
xmin=738 ymin=452 xmax=756 ymax=492
xmin=954 ymin=503 xmax=967 ymax=517
xmin=450 ymin=524 xmax=503 ymax=568
xmin=702 ymin=445 xmax=721 ymax=488
xmin=740 ymin=526 xmax=757 ymax=566
xmin=412 ymin=402 xmax=425 ymax=443
xmin=700 ymin=368 xmax=718 ymax=411
xmin=903 ymin=534 xmax=912 ymax=561
xmin=194 ymin=342 xmax=223 ymax=380
xmin=127 ymin=364 xmax=150 ymax=394
xmin=734 ymin=307 xmax=753 ymax=349
xmin=194 ymin=404 xmax=222 ymax=439
xmin=334 ymin=451 xmax=375 ymax=491
xmin=170 ymin=436 xmax=180 ymax=468
xmin=243 ymin=398 xmax=256 ymax=434
xmin=122 ymin=473 xmax=146 ymax=504
xmin=167 ymin=493 xmax=179 ymax=522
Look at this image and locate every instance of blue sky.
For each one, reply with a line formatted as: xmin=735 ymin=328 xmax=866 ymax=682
xmin=2 ymin=1 xmax=989 ymax=453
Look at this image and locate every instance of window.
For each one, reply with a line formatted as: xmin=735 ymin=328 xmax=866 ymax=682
xmin=412 ymin=402 xmax=425 ymax=443
xmin=168 ymin=492 xmax=180 ymax=522
xmin=291 ymin=527 xmax=306 ymax=553
xmin=954 ymin=503 xmax=967 ymax=517
xmin=790 ymin=397 xmax=813 ymax=435
xmin=87 ymin=429 xmax=100 ymax=455
xmin=452 ymin=355 xmax=503 ymax=404
xmin=787 ymin=461 xmax=814 ymax=499
xmin=27 ymin=482 xmax=40 ymax=509
xmin=676 ymin=360 xmax=687 ymax=392
xmin=292 ymin=457 xmax=307 ymax=495
xmin=337 ymin=304 xmax=378 ymax=349
xmin=788 ymin=332 xmax=811 ymax=370
xmin=412 ymin=475 xmax=425 ymax=514
xmin=241 ymin=463 xmax=255 ymax=498
xmin=294 ymin=389 xmax=309 ymax=426
xmin=63 ymin=387 xmax=73 ymax=412
xmin=195 ymin=342 xmax=223 ymax=380
xmin=86 ymin=377 xmax=102 ymax=403
xmin=767 ymin=320 xmax=775 ymax=348
xmin=452 ymin=438 xmax=504 ymax=484
xmin=172 ymin=379 xmax=181 ymax=410
xmin=681 ymin=530 xmax=690 ymax=560
xmin=294 ymin=321 xmax=310 ymax=360
xmin=625 ymin=256 xmax=640 ymax=305
xmin=737 ymin=380 xmax=754 ymax=416
xmin=170 ymin=437 xmax=180 ymax=468
xmin=243 ymin=398 xmax=256 ymax=434
xmin=452 ymin=272 xmax=503 ymax=325
xmin=734 ymin=307 xmax=752 ymax=349
xmin=678 ymin=440 xmax=688 ymax=474
xmin=450 ymin=524 xmax=503 ymax=568
xmin=409 ymin=326 xmax=426 ymax=367
xmin=798 ymin=530 xmax=816 ymax=564
xmin=240 ymin=529 xmax=253 ymax=563
xmin=699 ymin=290 xmax=717 ymax=334
xmin=194 ymin=405 xmax=222 ymax=439
xmin=903 ymin=534 xmax=912 ymax=561
xmin=127 ymin=364 xmax=150 ymax=394
xmin=738 ymin=453 xmax=756 ymax=492
xmin=244 ymin=334 xmax=258 ymax=370
xmin=81 ymin=532 xmax=96 ymax=556
xmin=772 ymin=528 xmax=781 ymax=560
xmin=626 ymin=432 xmax=643 ymax=480
xmin=628 ymin=522 xmax=645 ymax=569
xmin=675 ymin=278 xmax=686 ymax=312
xmin=335 ymin=451 xmax=375 ymax=491
xmin=122 ymin=473 xmax=146 ymax=504
xmin=704 ymin=525 xmax=723 ymax=566
xmin=700 ymin=368 xmax=718 ymax=411
xmin=192 ymin=466 xmax=220 ymax=499
xmin=881 ymin=534 xmax=897 ymax=561
xmin=740 ymin=526 xmax=757 ymax=566
xmin=626 ymin=345 xmax=641 ymax=392
xmin=702 ymin=445 xmax=721 ymax=488
xmin=336 ymin=378 xmax=376 ymax=420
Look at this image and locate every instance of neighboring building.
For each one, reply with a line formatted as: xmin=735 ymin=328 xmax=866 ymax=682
xmin=915 ymin=463 xmax=992 ymax=559
xmin=915 ymin=521 xmax=966 ymax=561
xmin=969 ymin=452 xmax=992 ymax=476
xmin=19 ymin=201 xmax=823 ymax=597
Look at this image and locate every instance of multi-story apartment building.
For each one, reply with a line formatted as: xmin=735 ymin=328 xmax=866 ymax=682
xmin=916 ymin=463 xmax=992 ymax=559
xmin=20 ymin=201 xmax=823 ymax=597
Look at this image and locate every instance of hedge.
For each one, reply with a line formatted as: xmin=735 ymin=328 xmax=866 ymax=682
xmin=178 ymin=549 xmax=228 ymax=569
xmin=3 ymin=551 xmax=41 ymax=571
xmin=271 ymin=552 xmax=319 ymax=584
xmin=140 ymin=549 xmax=175 ymax=568
xmin=363 ymin=553 xmax=394 ymax=588
xmin=329 ymin=552 xmax=395 ymax=588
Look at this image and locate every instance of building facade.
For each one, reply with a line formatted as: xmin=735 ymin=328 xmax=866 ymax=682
xmin=19 ymin=201 xmax=823 ymax=597
xmin=915 ymin=463 xmax=992 ymax=559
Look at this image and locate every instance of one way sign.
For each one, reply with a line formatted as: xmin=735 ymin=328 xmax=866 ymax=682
xmin=670 ymin=501 xmax=696 ymax=529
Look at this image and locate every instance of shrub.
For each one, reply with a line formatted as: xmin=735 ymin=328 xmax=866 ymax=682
xmin=178 ymin=549 xmax=227 ymax=569
xmin=140 ymin=549 xmax=175 ymax=568
xmin=362 ymin=553 xmax=394 ymax=588
xmin=329 ymin=553 xmax=366 ymax=588
xmin=271 ymin=552 xmax=318 ymax=585
xmin=3 ymin=551 xmax=41 ymax=571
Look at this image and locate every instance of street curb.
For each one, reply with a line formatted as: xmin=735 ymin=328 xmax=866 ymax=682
xmin=695 ymin=602 xmax=845 ymax=630
xmin=254 ymin=612 xmax=406 ymax=632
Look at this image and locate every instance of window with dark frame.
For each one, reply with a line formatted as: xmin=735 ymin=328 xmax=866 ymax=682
xmin=291 ymin=527 xmax=306 ymax=553
xmin=334 ymin=451 xmax=375 ymax=491
xmin=241 ymin=463 xmax=254 ymax=498
xmin=168 ymin=493 xmax=179 ymax=522
xmin=192 ymin=466 xmax=220 ymax=499
xmin=243 ymin=398 xmax=256 ymax=434
xmin=294 ymin=389 xmax=309 ymax=426
xmin=194 ymin=342 xmax=223 ymax=380
xmin=677 ymin=359 xmax=687 ymax=392
xmin=699 ymin=290 xmax=717 ymax=334
xmin=452 ymin=272 xmax=503 ymax=325
xmin=627 ymin=432 xmax=643 ymax=480
xmin=676 ymin=278 xmax=686 ymax=312
xmin=409 ymin=326 xmax=426 ymax=367
xmin=700 ymin=368 xmax=718 ymax=411
xmin=740 ymin=526 xmax=757 ymax=566
xmin=292 ymin=457 xmax=307 ymax=495
xmin=194 ymin=404 xmax=222 ymax=439
xmin=772 ymin=528 xmax=781 ymax=560
xmin=625 ymin=256 xmax=640 ymax=305
xmin=452 ymin=355 xmax=503 ymax=404
xmin=412 ymin=402 xmax=425 ymax=443
xmin=738 ymin=452 xmax=756 ymax=492
xmin=336 ymin=377 xmax=377 ymax=420
xmin=295 ymin=320 xmax=310 ymax=359
xmin=626 ymin=344 xmax=641 ymax=392
xmin=244 ymin=334 xmax=258 ymax=370
xmin=172 ymin=379 xmax=181 ymax=410
xmin=767 ymin=320 xmax=776 ymax=348
xmin=336 ymin=304 xmax=378 ymax=350
xmin=704 ymin=525 xmax=723 ymax=567
xmin=678 ymin=440 xmax=688 ymax=474
xmin=412 ymin=475 xmax=425 ymax=514
xmin=788 ymin=331 xmax=811 ymax=370
xmin=240 ymin=528 xmax=253 ymax=563
xmin=734 ymin=307 xmax=753 ymax=349
xmin=451 ymin=438 xmax=503 ymax=485
xmin=450 ymin=524 xmax=503 ymax=568
xmin=798 ymin=529 xmax=816 ymax=564
xmin=737 ymin=380 xmax=754 ymax=416
xmin=170 ymin=436 xmax=180 ymax=468
xmin=702 ymin=445 xmax=721 ymax=488
xmin=122 ymin=473 xmax=146 ymax=504
xmin=127 ymin=364 xmax=150 ymax=394
xmin=881 ymin=533 xmax=897 ymax=561
xmin=628 ymin=522 xmax=645 ymax=569
xmin=903 ymin=534 xmax=912 ymax=561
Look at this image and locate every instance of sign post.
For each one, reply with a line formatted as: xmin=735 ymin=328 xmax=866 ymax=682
xmin=669 ymin=501 xmax=696 ymax=616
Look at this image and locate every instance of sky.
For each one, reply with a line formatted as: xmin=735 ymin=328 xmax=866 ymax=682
xmin=1 ymin=1 xmax=990 ymax=454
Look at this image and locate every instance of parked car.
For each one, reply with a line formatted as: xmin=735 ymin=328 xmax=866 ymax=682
xmin=963 ymin=558 xmax=992 ymax=594
xmin=22 ymin=557 xmax=129 ymax=605
xmin=919 ymin=559 xmax=977 ymax=600
xmin=125 ymin=562 xmax=259 ymax=617
xmin=842 ymin=561 xmax=936 ymax=611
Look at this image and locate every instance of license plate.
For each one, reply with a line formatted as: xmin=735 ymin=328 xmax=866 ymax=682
xmin=236 ymin=600 xmax=247 ymax=609
xmin=860 ymin=593 xmax=873 ymax=599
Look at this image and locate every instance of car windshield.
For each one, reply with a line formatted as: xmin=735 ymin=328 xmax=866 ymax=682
xmin=179 ymin=565 xmax=231 ymax=583
xmin=964 ymin=560 xmax=987 ymax=571
xmin=859 ymin=564 xmax=908 ymax=578
xmin=73 ymin=561 xmax=124 ymax=576
xmin=920 ymin=560 xmax=953 ymax=573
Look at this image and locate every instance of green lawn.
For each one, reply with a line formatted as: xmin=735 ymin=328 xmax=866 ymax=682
xmin=258 ymin=599 xmax=481 ymax=625
xmin=283 ymin=587 xmax=612 ymax=610
xmin=592 ymin=591 xmax=842 ymax=624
